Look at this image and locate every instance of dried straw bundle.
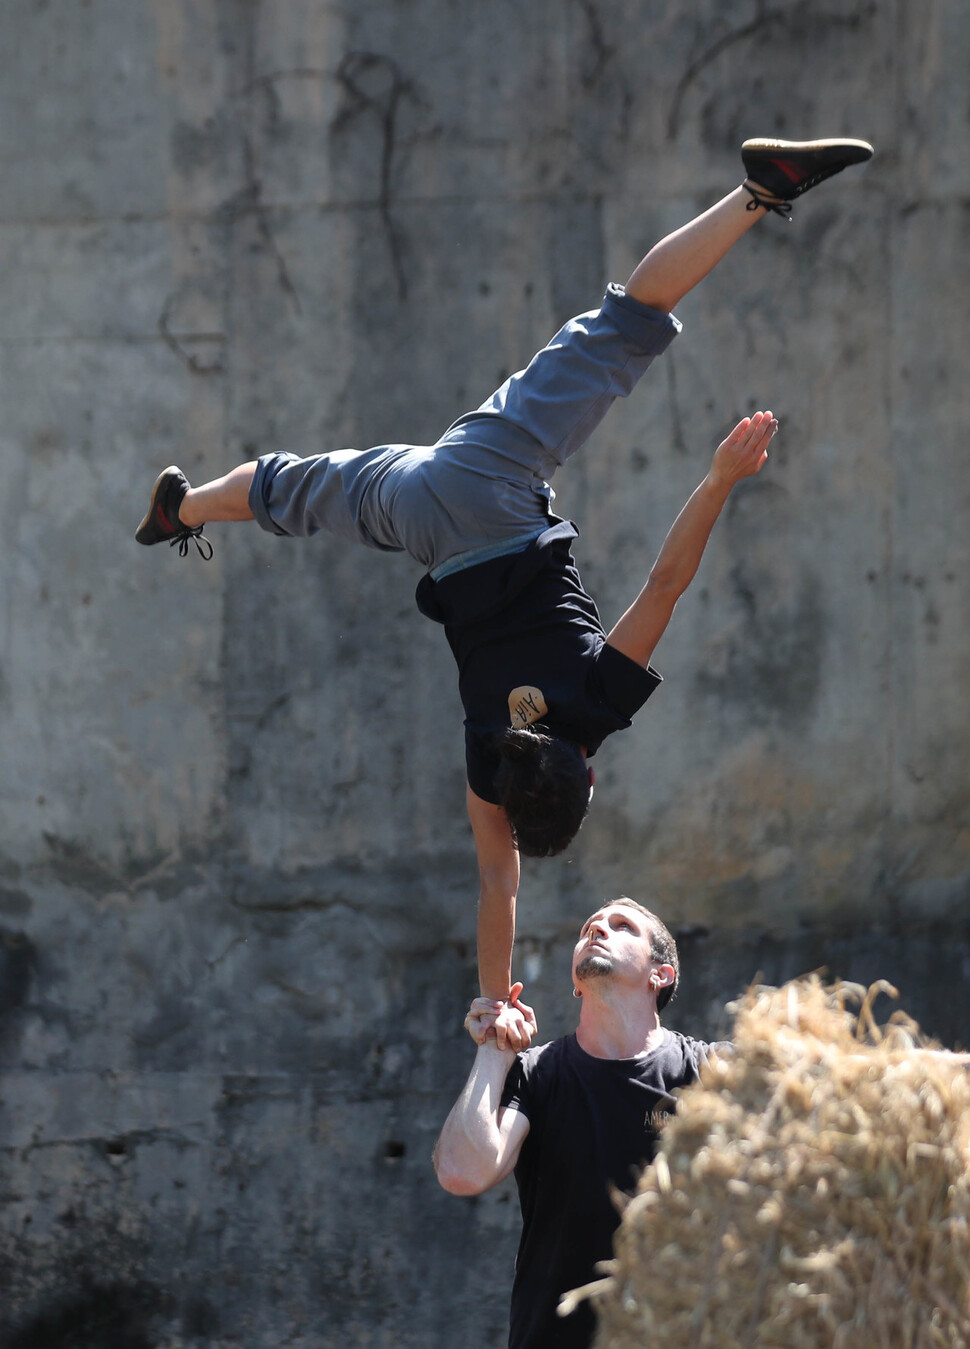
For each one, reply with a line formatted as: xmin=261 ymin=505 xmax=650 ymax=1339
xmin=582 ymin=977 xmax=970 ymax=1349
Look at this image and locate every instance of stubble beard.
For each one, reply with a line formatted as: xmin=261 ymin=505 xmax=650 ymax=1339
xmin=575 ymin=952 xmax=613 ymax=983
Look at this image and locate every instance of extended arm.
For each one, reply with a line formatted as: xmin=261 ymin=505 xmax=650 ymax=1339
xmin=607 ymin=411 xmax=777 ymax=668
xmin=434 ymin=1041 xmax=531 ymax=1196
xmin=466 ymin=785 xmax=526 ymax=1034
xmin=462 ymin=788 xmax=537 ymax=1052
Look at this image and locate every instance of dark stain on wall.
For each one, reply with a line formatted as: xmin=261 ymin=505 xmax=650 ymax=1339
xmin=0 ymin=928 xmax=34 ymax=1047
xmin=4 ymin=1280 xmax=163 ymax=1349
xmin=695 ymin=565 xmax=824 ymax=728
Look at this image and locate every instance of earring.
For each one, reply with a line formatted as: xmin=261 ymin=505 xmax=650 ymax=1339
xmin=573 ymin=987 xmax=582 ymax=999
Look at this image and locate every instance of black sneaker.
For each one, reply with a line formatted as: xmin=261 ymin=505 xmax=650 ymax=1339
xmin=742 ymin=137 xmax=873 ymax=215
xmin=135 ymin=466 xmax=213 ymax=559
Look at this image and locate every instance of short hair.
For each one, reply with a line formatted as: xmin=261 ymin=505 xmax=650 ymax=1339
xmin=587 ymin=898 xmax=681 ymax=1011
xmin=494 ymin=728 xmax=590 ymax=858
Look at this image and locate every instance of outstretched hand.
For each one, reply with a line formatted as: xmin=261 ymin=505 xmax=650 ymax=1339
xmin=464 ymin=982 xmax=537 ymax=1053
xmin=709 ymin=410 xmax=777 ymax=489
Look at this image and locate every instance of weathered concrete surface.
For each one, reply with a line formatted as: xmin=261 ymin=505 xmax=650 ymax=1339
xmin=1 ymin=0 xmax=969 ymax=1344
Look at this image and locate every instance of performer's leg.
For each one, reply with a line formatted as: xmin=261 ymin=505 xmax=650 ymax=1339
xmin=470 ymin=137 xmax=874 ymax=478
xmin=628 ymin=137 xmax=873 ymax=311
xmin=179 ymin=463 xmax=256 ymax=526
xmin=134 ymin=460 xmax=257 ymax=557
xmin=626 ymin=184 xmax=771 ymax=314
xmin=136 ymin=448 xmax=410 ymax=556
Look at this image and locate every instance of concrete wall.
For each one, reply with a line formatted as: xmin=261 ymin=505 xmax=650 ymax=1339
xmin=1 ymin=1 xmax=968 ymax=1344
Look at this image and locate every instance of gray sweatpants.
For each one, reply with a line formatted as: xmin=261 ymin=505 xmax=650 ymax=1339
xmin=250 ymin=284 xmax=681 ymax=573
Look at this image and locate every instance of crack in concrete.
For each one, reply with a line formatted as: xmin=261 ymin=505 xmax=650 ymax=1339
xmin=668 ymin=2 xmax=873 ymax=139
xmin=0 ymin=185 xmax=659 ymax=234
xmin=574 ymin=0 xmax=614 ymax=88
xmin=3 ymin=1125 xmax=207 ymax=1158
xmin=254 ymin=691 xmax=292 ymax=730
xmin=668 ymin=4 xmax=778 ymax=140
xmin=247 ymin=133 xmax=303 ymax=317
xmin=39 ymin=834 xmax=186 ymax=898
xmin=216 ymin=134 xmax=303 ymax=319
xmin=333 ymin=51 xmax=420 ymax=301
xmin=228 ymin=892 xmax=372 ymax=914
xmin=665 ymin=350 xmax=687 ymax=455
xmin=244 ymin=67 xmax=329 ymax=106
xmin=203 ymin=935 xmax=249 ymax=970
xmin=157 ymin=291 xmax=227 ymax=376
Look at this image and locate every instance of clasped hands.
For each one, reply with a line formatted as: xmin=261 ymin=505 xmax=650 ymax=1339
xmin=464 ymin=981 xmax=537 ymax=1052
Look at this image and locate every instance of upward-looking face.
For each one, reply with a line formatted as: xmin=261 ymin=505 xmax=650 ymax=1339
xmin=572 ymin=902 xmax=659 ymax=991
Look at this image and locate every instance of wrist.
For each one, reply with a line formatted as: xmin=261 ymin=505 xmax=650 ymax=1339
xmin=477 ymin=1038 xmax=517 ymax=1061
xmin=703 ymin=469 xmax=734 ymax=500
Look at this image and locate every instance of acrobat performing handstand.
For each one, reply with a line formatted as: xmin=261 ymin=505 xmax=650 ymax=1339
xmin=136 ymin=137 xmax=873 ymax=1047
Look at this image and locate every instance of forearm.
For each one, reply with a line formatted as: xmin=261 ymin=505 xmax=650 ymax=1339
xmin=434 ymin=1042 xmax=517 ymax=1193
xmin=608 ymin=415 xmax=772 ymax=667
xmin=477 ymin=883 xmax=516 ymax=1000
xmin=647 ymin=472 xmax=731 ymax=598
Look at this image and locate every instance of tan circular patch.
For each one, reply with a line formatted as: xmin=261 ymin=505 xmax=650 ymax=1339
xmin=508 ymin=685 xmax=548 ymax=728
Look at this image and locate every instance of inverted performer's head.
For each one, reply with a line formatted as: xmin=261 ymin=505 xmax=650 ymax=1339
xmin=494 ymin=727 xmax=592 ymax=858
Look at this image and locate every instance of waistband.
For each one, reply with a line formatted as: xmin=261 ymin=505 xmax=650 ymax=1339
xmin=429 ymin=528 xmax=545 ymax=582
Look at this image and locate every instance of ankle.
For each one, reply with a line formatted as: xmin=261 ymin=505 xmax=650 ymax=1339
xmin=743 ymin=177 xmax=783 ymax=205
xmin=742 ymin=180 xmax=793 ymax=220
xmin=177 ymin=489 xmax=197 ymax=528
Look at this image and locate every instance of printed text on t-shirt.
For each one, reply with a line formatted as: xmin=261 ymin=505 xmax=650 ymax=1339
xmin=508 ymin=685 xmax=548 ymax=728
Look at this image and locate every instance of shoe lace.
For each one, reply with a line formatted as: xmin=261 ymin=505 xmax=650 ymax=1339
xmin=743 ymin=183 xmax=792 ymax=220
xmin=790 ymin=169 xmax=839 ymax=196
xmin=170 ymin=525 xmax=214 ymax=560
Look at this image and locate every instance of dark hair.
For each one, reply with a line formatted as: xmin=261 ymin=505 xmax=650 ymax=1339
xmin=494 ymin=728 xmax=591 ymax=858
xmin=609 ymin=898 xmax=680 ymax=1011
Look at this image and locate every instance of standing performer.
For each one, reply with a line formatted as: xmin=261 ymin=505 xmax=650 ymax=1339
xmin=135 ymin=138 xmax=873 ymax=1044
xmin=434 ymin=898 xmax=725 ymax=1349
xmin=435 ymin=900 xmax=970 ymax=1349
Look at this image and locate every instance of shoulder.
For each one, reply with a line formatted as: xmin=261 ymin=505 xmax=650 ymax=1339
xmin=501 ymin=1038 xmax=568 ymax=1121
xmin=509 ymin=1036 xmax=573 ymax=1093
xmin=516 ymin=1036 xmax=567 ymax=1077
xmin=658 ymin=1031 xmax=726 ymax=1085
xmin=466 ymin=754 xmax=503 ymax=811
xmin=593 ymin=641 xmax=663 ymax=710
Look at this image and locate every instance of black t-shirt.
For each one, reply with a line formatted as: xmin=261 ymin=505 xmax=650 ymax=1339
xmin=415 ymin=521 xmax=662 ymax=803
xmin=499 ymin=1030 xmax=725 ymax=1349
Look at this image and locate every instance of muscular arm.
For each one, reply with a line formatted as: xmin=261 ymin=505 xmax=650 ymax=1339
xmin=466 ymin=786 xmax=537 ymax=1051
xmin=434 ymin=1041 xmax=531 ymax=1195
xmin=607 ymin=412 xmax=776 ymax=668
xmin=467 ymin=785 xmax=520 ymax=1002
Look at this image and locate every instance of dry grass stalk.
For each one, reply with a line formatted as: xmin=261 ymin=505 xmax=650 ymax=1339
xmin=581 ymin=977 xmax=970 ymax=1349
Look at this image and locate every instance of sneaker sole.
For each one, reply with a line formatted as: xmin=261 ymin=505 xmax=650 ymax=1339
xmin=742 ymin=136 xmax=873 ymax=159
xmin=134 ymin=465 xmax=181 ymax=544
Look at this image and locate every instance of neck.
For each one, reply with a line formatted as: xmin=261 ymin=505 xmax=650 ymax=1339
xmin=574 ymin=985 xmax=664 ymax=1059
